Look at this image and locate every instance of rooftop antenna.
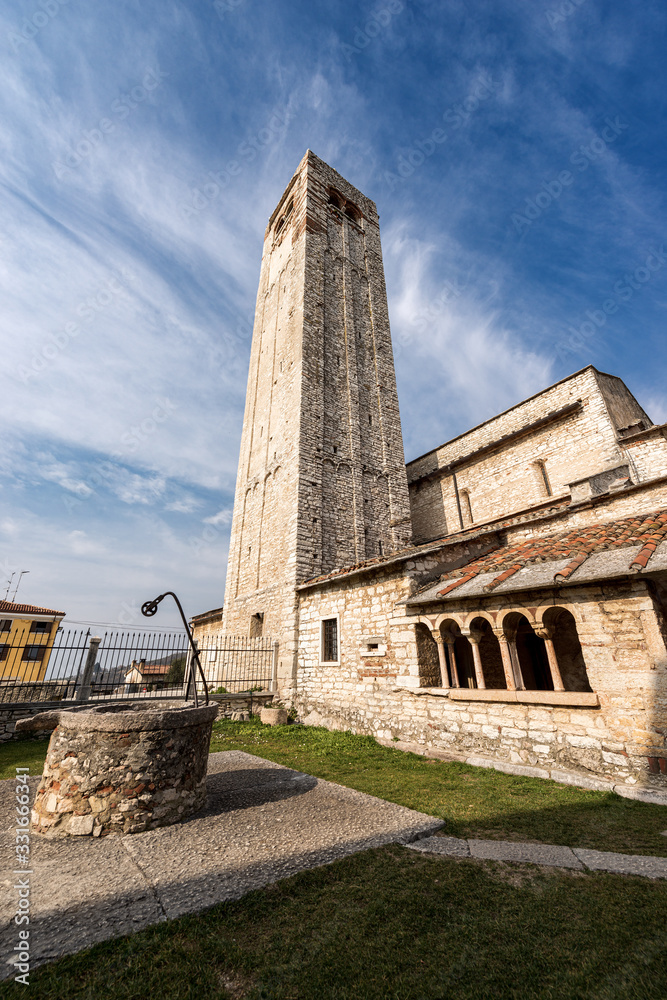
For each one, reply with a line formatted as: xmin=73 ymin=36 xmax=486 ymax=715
xmin=11 ymin=571 xmax=29 ymax=603
xmin=3 ymin=572 xmax=16 ymax=601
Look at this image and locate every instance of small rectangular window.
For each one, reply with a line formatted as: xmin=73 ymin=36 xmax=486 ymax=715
xmin=29 ymin=621 xmax=51 ymax=633
xmin=22 ymin=645 xmax=46 ymax=662
xmin=250 ymin=613 xmax=264 ymax=638
xmin=0 ymin=620 xmax=12 ymax=632
xmin=321 ymin=618 xmax=338 ymax=663
xmin=0 ymin=644 xmax=8 ymax=661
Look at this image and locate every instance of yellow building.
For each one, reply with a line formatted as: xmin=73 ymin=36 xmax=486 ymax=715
xmin=0 ymin=600 xmax=66 ymax=683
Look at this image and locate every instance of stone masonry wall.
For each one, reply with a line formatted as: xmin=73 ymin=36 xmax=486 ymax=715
xmin=406 ymin=368 xmax=646 ymax=544
xmin=29 ymin=705 xmax=217 ymax=837
xmin=223 ymin=151 xmax=412 ymax=691
xmin=623 ymin=430 xmax=667 ymax=483
xmin=0 ymin=701 xmax=73 ymax=742
xmin=294 ymin=560 xmax=667 ymax=789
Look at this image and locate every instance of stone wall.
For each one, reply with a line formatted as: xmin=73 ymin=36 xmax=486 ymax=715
xmin=623 ymin=428 xmax=667 ymax=483
xmin=406 ymin=367 xmax=667 ymax=545
xmin=223 ymin=151 xmax=412 ymax=689
xmin=27 ymin=703 xmax=217 ymax=837
xmin=293 ymin=558 xmax=667 ymax=789
xmin=1 ymin=701 xmax=84 ymax=742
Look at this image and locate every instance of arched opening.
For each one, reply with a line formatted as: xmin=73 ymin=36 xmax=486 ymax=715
xmin=440 ymin=620 xmax=475 ymax=688
xmin=469 ymin=617 xmax=506 ymax=689
xmin=503 ymin=612 xmax=552 ymax=691
xmin=415 ymin=623 xmax=440 ymax=687
xmin=328 ymin=188 xmax=345 ymax=210
xmin=542 ymin=607 xmax=592 ymax=692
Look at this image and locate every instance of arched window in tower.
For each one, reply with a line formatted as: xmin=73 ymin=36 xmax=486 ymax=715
xmin=344 ymin=201 xmax=361 ymax=223
xmin=328 ymin=188 xmax=344 ymax=210
xmin=460 ymin=489 xmax=474 ymax=526
xmin=274 ymin=198 xmax=293 ymax=237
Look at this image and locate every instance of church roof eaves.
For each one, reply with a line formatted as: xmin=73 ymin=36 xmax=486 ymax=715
xmin=296 ymin=497 xmax=571 ymax=592
xmin=407 ymin=507 xmax=667 ymax=605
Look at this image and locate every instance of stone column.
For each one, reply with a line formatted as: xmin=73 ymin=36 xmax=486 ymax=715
xmin=535 ymin=627 xmax=565 ymax=691
xmin=431 ymin=632 xmax=450 ymax=689
xmin=463 ymin=630 xmax=486 ymax=690
xmin=502 ymin=627 xmax=525 ymax=691
xmin=493 ymin=629 xmax=516 ymax=691
xmin=443 ymin=635 xmax=459 ymax=687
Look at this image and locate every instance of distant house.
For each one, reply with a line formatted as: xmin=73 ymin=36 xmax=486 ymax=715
xmin=0 ymin=600 xmax=66 ymax=683
xmin=123 ymin=659 xmax=174 ymax=691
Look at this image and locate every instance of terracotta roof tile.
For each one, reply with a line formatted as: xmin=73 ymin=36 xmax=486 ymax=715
xmin=425 ymin=507 xmax=667 ymax=596
xmin=0 ymin=600 xmax=65 ymax=616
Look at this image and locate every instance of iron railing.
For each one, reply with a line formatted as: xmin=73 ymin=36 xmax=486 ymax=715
xmin=0 ymin=628 xmax=276 ymax=704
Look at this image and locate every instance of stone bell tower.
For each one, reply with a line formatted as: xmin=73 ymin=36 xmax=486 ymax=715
xmin=222 ymin=150 xmax=412 ymax=686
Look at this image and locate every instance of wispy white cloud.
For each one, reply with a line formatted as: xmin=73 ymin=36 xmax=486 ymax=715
xmin=0 ymin=0 xmax=664 ymax=622
xmin=203 ymin=508 xmax=233 ymax=527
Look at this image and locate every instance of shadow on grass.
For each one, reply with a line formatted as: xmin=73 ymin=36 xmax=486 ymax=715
xmin=2 ymin=844 xmax=667 ymax=1000
xmin=208 ymin=722 xmax=667 ymax=857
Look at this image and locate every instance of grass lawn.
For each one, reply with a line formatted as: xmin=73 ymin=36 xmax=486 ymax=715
xmin=0 ymin=736 xmax=51 ymax=781
xmin=208 ymin=719 xmax=667 ymax=857
xmin=2 ymin=720 xmax=667 ymax=998
xmin=3 ymin=718 xmax=667 ymax=855
xmin=4 ymin=845 xmax=667 ymax=1000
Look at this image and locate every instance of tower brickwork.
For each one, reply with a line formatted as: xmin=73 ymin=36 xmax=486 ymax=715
xmin=222 ymin=151 xmax=412 ymax=685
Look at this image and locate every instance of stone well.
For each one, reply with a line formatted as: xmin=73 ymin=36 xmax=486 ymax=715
xmin=17 ymin=701 xmax=218 ymax=837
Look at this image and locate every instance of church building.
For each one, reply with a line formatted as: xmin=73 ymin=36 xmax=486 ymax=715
xmin=196 ymin=150 xmax=667 ymax=793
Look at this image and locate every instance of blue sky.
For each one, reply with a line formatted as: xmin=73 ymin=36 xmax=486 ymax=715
xmin=1 ymin=0 xmax=666 ymax=627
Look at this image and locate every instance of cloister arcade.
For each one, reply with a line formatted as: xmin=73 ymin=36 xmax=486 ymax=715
xmin=413 ymin=604 xmax=592 ymax=694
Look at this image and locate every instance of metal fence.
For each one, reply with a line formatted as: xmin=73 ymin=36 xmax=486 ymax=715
xmin=0 ymin=627 xmax=276 ymax=704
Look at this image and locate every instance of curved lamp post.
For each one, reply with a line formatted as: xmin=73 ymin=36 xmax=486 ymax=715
xmin=141 ymin=592 xmax=209 ymax=707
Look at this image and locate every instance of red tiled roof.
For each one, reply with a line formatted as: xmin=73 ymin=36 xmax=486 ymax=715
xmin=0 ymin=600 xmax=66 ymax=616
xmin=433 ymin=509 xmax=667 ymax=596
xmin=299 ymin=497 xmax=571 ymax=589
xmin=125 ymin=663 xmax=173 ymax=677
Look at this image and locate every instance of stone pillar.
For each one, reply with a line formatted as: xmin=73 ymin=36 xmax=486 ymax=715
xmin=464 ymin=630 xmax=486 ymax=690
xmin=443 ymin=635 xmax=459 ymax=687
xmin=431 ymin=632 xmax=450 ymax=689
xmin=75 ymin=636 xmax=101 ymax=702
xmin=503 ymin=628 xmax=525 ymax=690
xmin=493 ymin=629 xmax=516 ymax=691
xmin=535 ymin=627 xmax=565 ymax=691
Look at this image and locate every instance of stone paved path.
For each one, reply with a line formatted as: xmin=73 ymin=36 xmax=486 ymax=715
xmin=2 ymin=750 xmax=666 ymax=981
xmin=406 ymin=835 xmax=667 ymax=878
xmin=2 ymin=751 xmax=443 ymax=979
